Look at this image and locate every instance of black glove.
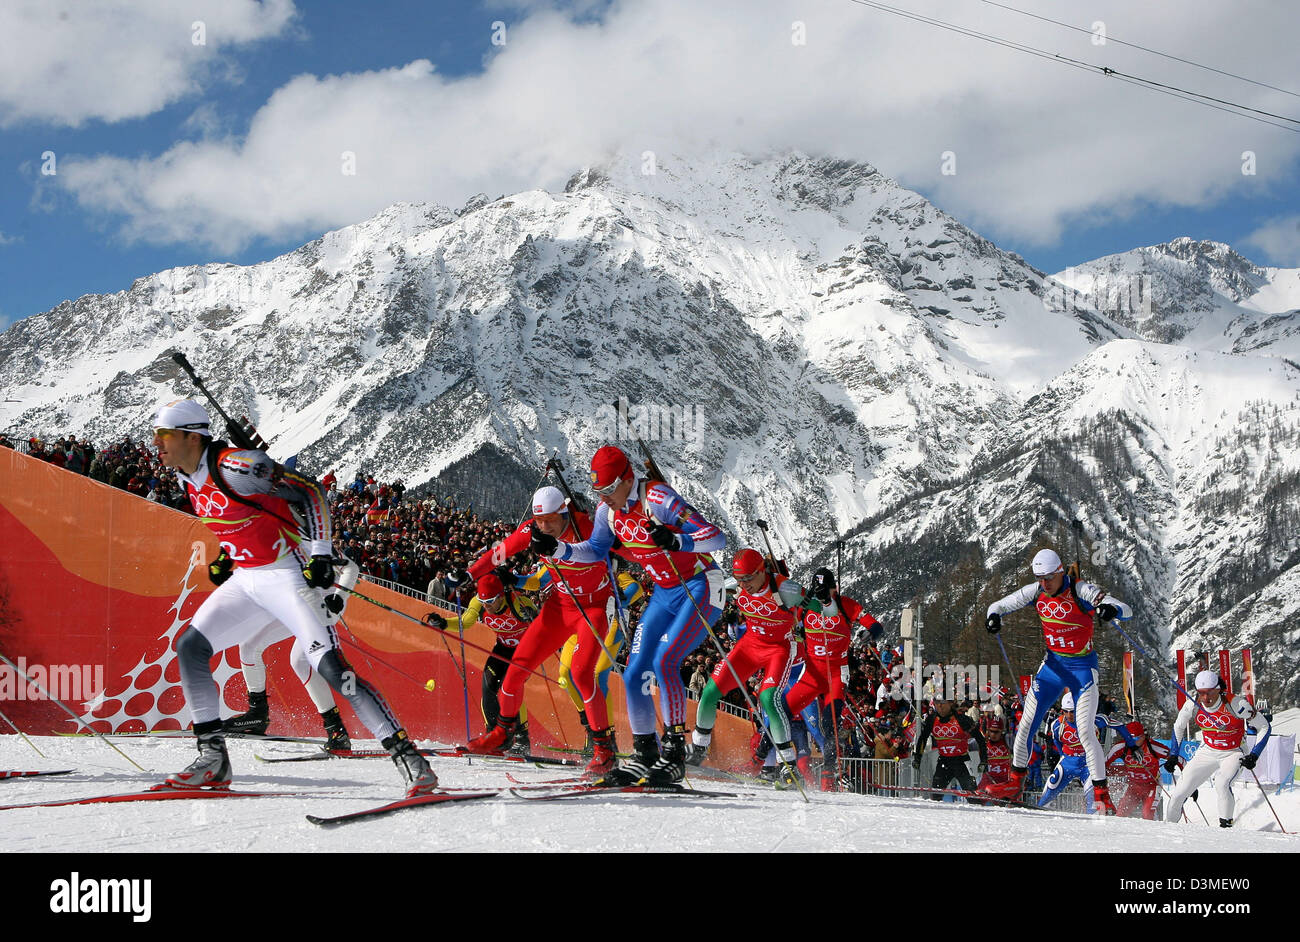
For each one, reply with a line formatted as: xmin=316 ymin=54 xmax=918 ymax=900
xmin=208 ymin=549 xmax=233 ymax=586
xmin=811 ymin=571 xmax=834 ymax=603
xmin=648 ymin=521 xmax=680 ymax=551
xmin=1096 ymin=603 xmax=1119 ymax=622
xmin=529 ymin=523 xmax=558 ymax=556
xmin=1191 ymin=789 xmax=1198 ymax=802
xmin=985 ymin=613 xmax=1002 ymax=635
xmin=1163 ymin=755 xmax=1179 ymax=773
xmin=423 ymin=611 xmax=447 ymax=630
xmin=448 ymin=568 xmax=471 ymax=586
xmin=1240 ymin=753 xmax=1257 ymax=771
xmin=302 ymin=555 xmax=335 ymax=589
xmin=493 ymin=564 xmax=515 ymax=583
xmin=911 ymin=752 xmax=922 ymax=770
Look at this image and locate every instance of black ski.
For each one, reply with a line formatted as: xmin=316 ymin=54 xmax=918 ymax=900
xmin=306 ymin=790 xmax=497 ymax=827
xmin=509 ymin=783 xmax=740 ymax=801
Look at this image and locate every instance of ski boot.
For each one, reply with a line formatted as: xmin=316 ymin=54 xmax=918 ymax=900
xmin=642 ymin=724 xmax=687 ymax=786
xmin=685 ymin=726 xmax=711 ymax=767
xmin=225 ymin=690 xmax=269 ymax=735
xmin=597 ymin=733 xmax=659 ymax=786
xmin=165 ymin=721 xmax=231 ymax=789
xmin=772 ymin=742 xmax=803 ymax=790
xmin=507 ymin=721 xmax=531 ymax=758
xmin=463 ymin=715 xmax=517 ymax=755
xmin=981 ymin=766 xmax=1026 ymax=802
xmin=585 ymin=727 xmax=618 ymax=778
xmin=819 ymin=766 xmax=838 ymax=792
xmin=1219 ymin=818 xmax=1233 ymax=828
xmin=321 ymin=706 xmax=350 ymax=752
xmin=1093 ymin=781 xmax=1117 ymax=816
xmin=384 ymin=731 xmax=438 ymax=797
xmin=577 ymin=710 xmax=594 ymax=757
xmin=775 ymin=763 xmax=804 ymax=790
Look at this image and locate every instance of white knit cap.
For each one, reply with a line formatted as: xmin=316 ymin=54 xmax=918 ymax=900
xmin=153 ymin=398 xmax=211 ymax=433
xmin=1060 ymin=691 xmax=1074 ymax=710
xmin=532 ymin=485 xmax=567 ymax=515
xmin=1032 ymin=549 xmax=1064 ymax=576
xmin=1194 ymin=669 xmax=1221 ymax=691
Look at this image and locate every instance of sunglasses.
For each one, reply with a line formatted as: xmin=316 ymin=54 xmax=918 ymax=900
xmin=592 ymin=478 xmax=624 ymax=497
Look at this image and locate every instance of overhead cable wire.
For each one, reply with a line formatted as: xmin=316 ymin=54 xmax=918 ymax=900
xmin=973 ymin=0 xmax=1300 ymax=100
xmin=841 ymin=0 xmax=1300 ymax=133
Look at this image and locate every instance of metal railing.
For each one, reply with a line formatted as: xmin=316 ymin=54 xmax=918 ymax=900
xmin=834 ymin=756 xmax=1154 ymax=816
xmin=356 ymin=573 xmax=465 ymax=613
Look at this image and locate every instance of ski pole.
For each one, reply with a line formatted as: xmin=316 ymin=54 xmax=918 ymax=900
xmin=0 ymin=703 xmax=47 ymax=758
xmin=332 ymin=618 xmax=442 ymax=693
xmin=0 ymin=651 xmax=146 ymax=771
xmin=337 ymin=584 xmax=565 ymax=689
xmin=994 ymin=634 xmax=1020 ymax=685
xmin=456 ymin=609 xmax=472 ymax=743
xmin=1237 ymin=742 xmax=1290 ymax=834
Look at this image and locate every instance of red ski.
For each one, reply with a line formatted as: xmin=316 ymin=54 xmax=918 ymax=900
xmin=306 ymin=790 xmax=497 ymax=827
xmin=0 ymin=784 xmax=312 ymax=812
xmin=0 ymin=770 xmax=75 ymax=780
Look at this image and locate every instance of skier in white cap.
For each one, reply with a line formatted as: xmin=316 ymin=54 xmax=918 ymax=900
xmin=152 ymin=399 xmax=437 ymax=795
xmin=980 ymin=547 xmax=1130 ymax=812
xmin=461 ymin=484 xmax=627 ymax=776
xmin=1163 ymin=669 xmax=1271 ymax=827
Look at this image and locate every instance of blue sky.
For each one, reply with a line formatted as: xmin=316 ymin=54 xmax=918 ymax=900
xmin=2 ymin=0 xmax=1297 ymax=328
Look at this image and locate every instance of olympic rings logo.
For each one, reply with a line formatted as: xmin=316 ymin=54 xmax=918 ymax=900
xmin=1037 ymin=598 xmax=1074 ymax=620
xmin=1198 ymin=710 xmax=1235 ymax=730
xmin=613 ymin=518 xmax=650 ymax=544
xmin=190 ymin=490 xmax=229 ymax=517
xmin=804 ymin=612 xmax=839 ymax=632
xmin=740 ymin=596 xmax=779 ymax=617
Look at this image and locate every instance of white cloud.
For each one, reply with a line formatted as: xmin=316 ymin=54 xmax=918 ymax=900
xmin=52 ymin=0 xmax=1300 ymax=251
xmin=0 ymin=0 xmax=296 ymax=127
xmin=0 ymin=231 xmax=21 ymax=246
xmin=1242 ymin=214 xmax=1300 ymax=267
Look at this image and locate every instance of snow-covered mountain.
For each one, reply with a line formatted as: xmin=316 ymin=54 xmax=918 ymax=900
xmin=2 ymin=150 xmax=1297 ymax=709
xmin=1052 ymin=238 xmax=1300 ymax=357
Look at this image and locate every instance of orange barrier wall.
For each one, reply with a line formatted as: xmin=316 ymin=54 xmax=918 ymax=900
xmin=0 ymin=447 xmax=751 ymax=762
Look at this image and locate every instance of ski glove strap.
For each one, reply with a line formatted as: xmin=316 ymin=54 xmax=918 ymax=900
xmin=208 ymin=549 xmax=234 ymax=586
xmin=302 ymin=554 xmax=335 ymax=589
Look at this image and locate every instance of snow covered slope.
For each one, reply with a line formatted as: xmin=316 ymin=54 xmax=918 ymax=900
xmin=0 ymin=735 xmax=1293 ymax=853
